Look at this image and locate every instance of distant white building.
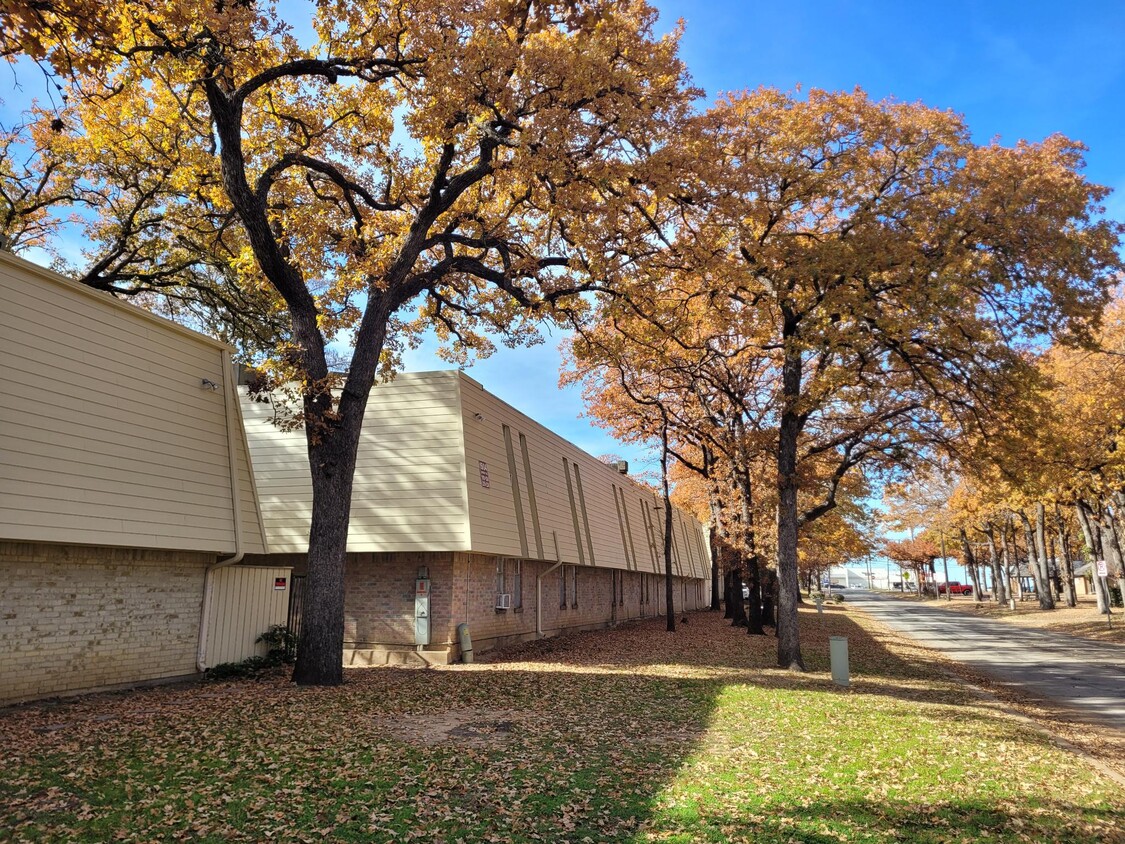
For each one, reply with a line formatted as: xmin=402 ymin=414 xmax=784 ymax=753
xmin=826 ymin=566 xmax=872 ymax=589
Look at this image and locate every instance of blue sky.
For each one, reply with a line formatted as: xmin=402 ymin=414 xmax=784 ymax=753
xmin=406 ymin=0 xmax=1125 ymax=472
xmin=5 ymin=1 xmax=1124 ymax=496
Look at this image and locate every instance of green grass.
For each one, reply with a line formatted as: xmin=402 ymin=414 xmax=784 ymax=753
xmin=2 ymin=607 xmax=1121 ymax=843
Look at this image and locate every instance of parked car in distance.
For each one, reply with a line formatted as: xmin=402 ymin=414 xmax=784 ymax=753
xmin=938 ymin=582 xmax=973 ymax=595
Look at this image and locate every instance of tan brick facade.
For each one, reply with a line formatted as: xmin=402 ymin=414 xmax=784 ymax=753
xmin=310 ymin=551 xmax=708 ymax=664
xmin=0 ymin=541 xmax=215 ymax=705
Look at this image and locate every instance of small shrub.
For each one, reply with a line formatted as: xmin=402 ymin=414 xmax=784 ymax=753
xmin=205 ymin=625 xmax=297 ymax=681
xmin=256 ymin=624 xmax=298 ymax=664
xmin=831 ymin=593 xmax=845 ymax=604
xmin=205 ymin=656 xmax=275 ymax=680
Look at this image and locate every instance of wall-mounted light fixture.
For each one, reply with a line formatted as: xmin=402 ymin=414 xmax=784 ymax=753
xmin=473 ymin=412 xmax=486 ymax=422
xmin=201 ymin=378 xmax=219 ymax=391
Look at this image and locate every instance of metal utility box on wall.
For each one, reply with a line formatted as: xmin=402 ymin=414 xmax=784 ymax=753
xmin=205 ymin=565 xmax=292 ymax=666
xmin=414 ymin=568 xmax=431 ymax=646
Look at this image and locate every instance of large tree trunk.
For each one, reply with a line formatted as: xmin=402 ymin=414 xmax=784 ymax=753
xmin=1046 ymin=522 xmax=1060 ymax=600
xmin=1076 ymin=501 xmax=1108 ymax=614
xmin=705 ymin=446 xmax=723 ymax=612
xmin=1108 ymin=496 xmax=1125 ymax=609
xmin=660 ymin=425 xmax=676 ymax=633
xmin=1055 ymin=504 xmax=1077 ymax=607
xmin=744 ymin=554 xmax=763 ymax=634
xmin=1097 ymin=510 xmax=1125 ymax=611
xmin=1033 ymin=504 xmax=1055 ymax=610
xmin=960 ymin=528 xmax=983 ymax=601
xmin=1004 ymin=517 xmax=1024 ymax=601
xmin=1095 ymin=520 xmax=1119 ymax=614
xmin=707 ymin=513 xmax=723 ymax=612
xmin=940 ymin=529 xmax=951 ymax=601
xmin=985 ymin=523 xmax=1007 ymax=604
xmin=1019 ymin=511 xmax=1046 ymax=607
xmin=761 ymin=566 xmax=777 ymax=631
xmin=292 ymin=406 xmax=363 ymax=685
xmin=734 ymin=457 xmax=764 ymax=636
xmin=775 ymin=338 xmax=805 ymax=670
xmin=708 ymin=522 xmax=722 ymax=612
xmin=727 ymin=565 xmax=748 ymax=627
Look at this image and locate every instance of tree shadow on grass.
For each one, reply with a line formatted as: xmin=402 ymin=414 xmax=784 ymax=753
xmin=475 ymin=607 xmax=1117 ymax=767
xmin=644 ymin=796 xmax=1124 ymax=844
xmin=2 ymin=609 xmax=1120 ymax=843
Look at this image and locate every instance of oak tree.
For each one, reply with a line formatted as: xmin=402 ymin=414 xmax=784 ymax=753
xmin=2 ymin=0 xmax=696 ymax=684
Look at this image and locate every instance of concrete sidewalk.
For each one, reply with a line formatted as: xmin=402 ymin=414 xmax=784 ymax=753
xmin=847 ymin=590 xmax=1125 ymax=731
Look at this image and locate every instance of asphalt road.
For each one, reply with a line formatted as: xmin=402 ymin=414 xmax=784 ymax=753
xmin=847 ymin=590 xmax=1125 ymax=731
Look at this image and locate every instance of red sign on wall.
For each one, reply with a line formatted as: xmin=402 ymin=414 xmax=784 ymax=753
xmin=274 ymin=577 xmax=287 ymax=590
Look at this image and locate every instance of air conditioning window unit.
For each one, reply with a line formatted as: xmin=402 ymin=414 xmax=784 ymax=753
xmin=495 ymin=593 xmax=511 ymax=610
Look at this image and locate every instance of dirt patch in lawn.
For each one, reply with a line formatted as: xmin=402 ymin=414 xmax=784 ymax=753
xmin=374 ymin=707 xmax=530 ymax=747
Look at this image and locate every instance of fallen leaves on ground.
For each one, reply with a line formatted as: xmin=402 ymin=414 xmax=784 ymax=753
xmin=1 ymin=604 xmax=1121 ymax=843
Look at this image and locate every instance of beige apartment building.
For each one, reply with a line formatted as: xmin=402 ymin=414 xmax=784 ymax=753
xmin=0 ymin=251 xmax=285 ymax=705
xmin=0 ymin=251 xmax=710 ymax=703
xmin=239 ymin=370 xmax=711 ymax=665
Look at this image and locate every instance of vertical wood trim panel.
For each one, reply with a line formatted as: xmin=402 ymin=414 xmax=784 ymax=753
xmin=612 ymin=483 xmax=632 ymax=572
xmin=519 ymin=433 xmax=545 ymax=559
xmin=573 ymin=465 xmax=596 ymax=567
xmin=640 ymin=497 xmax=658 ymax=570
xmin=501 ymin=424 xmax=530 ymax=557
xmin=619 ymin=486 xmax=639 ymax=571
xmin=562 ymin=459 xmax=586 ymax=566
xmin=695 ymin=523 xmax=710 ymax=578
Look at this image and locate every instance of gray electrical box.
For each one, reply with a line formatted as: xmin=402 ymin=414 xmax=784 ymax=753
xmin=414 ymin=571 xmax=431 ymax=646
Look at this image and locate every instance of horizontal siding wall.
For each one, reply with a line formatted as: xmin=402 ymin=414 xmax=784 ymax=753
xmin=232 ymin=399 xmax=268 ymax=556
xmin=203 ymin=565 xmax=291 ymax=666
xmin=0 ymin=253 xmax=254 ymax=553
xmin=458 ymin=374 xmax=710 ymax=578
xmin=242 ymin=371 xmax=470 ymax=553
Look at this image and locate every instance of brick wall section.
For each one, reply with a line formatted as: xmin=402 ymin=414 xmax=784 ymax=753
xmin=333 ymin=551 xmax=707 ymax=660
xmin=452 ymin=555 xmax=707 ymax=653
xmin=243 ymin=550 xmax=708 ymax=663
xmin=343 ymin=552 xmax=454 ymax=648
xmin=0 ymin=541 xmax=214 ymax=704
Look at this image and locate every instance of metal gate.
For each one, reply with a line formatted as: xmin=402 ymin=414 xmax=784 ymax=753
xmin=286 ymin=575 xmax=307 ymax=660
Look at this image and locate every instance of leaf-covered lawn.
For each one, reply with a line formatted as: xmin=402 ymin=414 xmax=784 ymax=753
xmin=3 ymin=605 xmax=1121 ymax=843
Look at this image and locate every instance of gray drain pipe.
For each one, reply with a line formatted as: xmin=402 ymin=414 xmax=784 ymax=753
xmin=537 ymin=532 xmax=563 ymax=638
